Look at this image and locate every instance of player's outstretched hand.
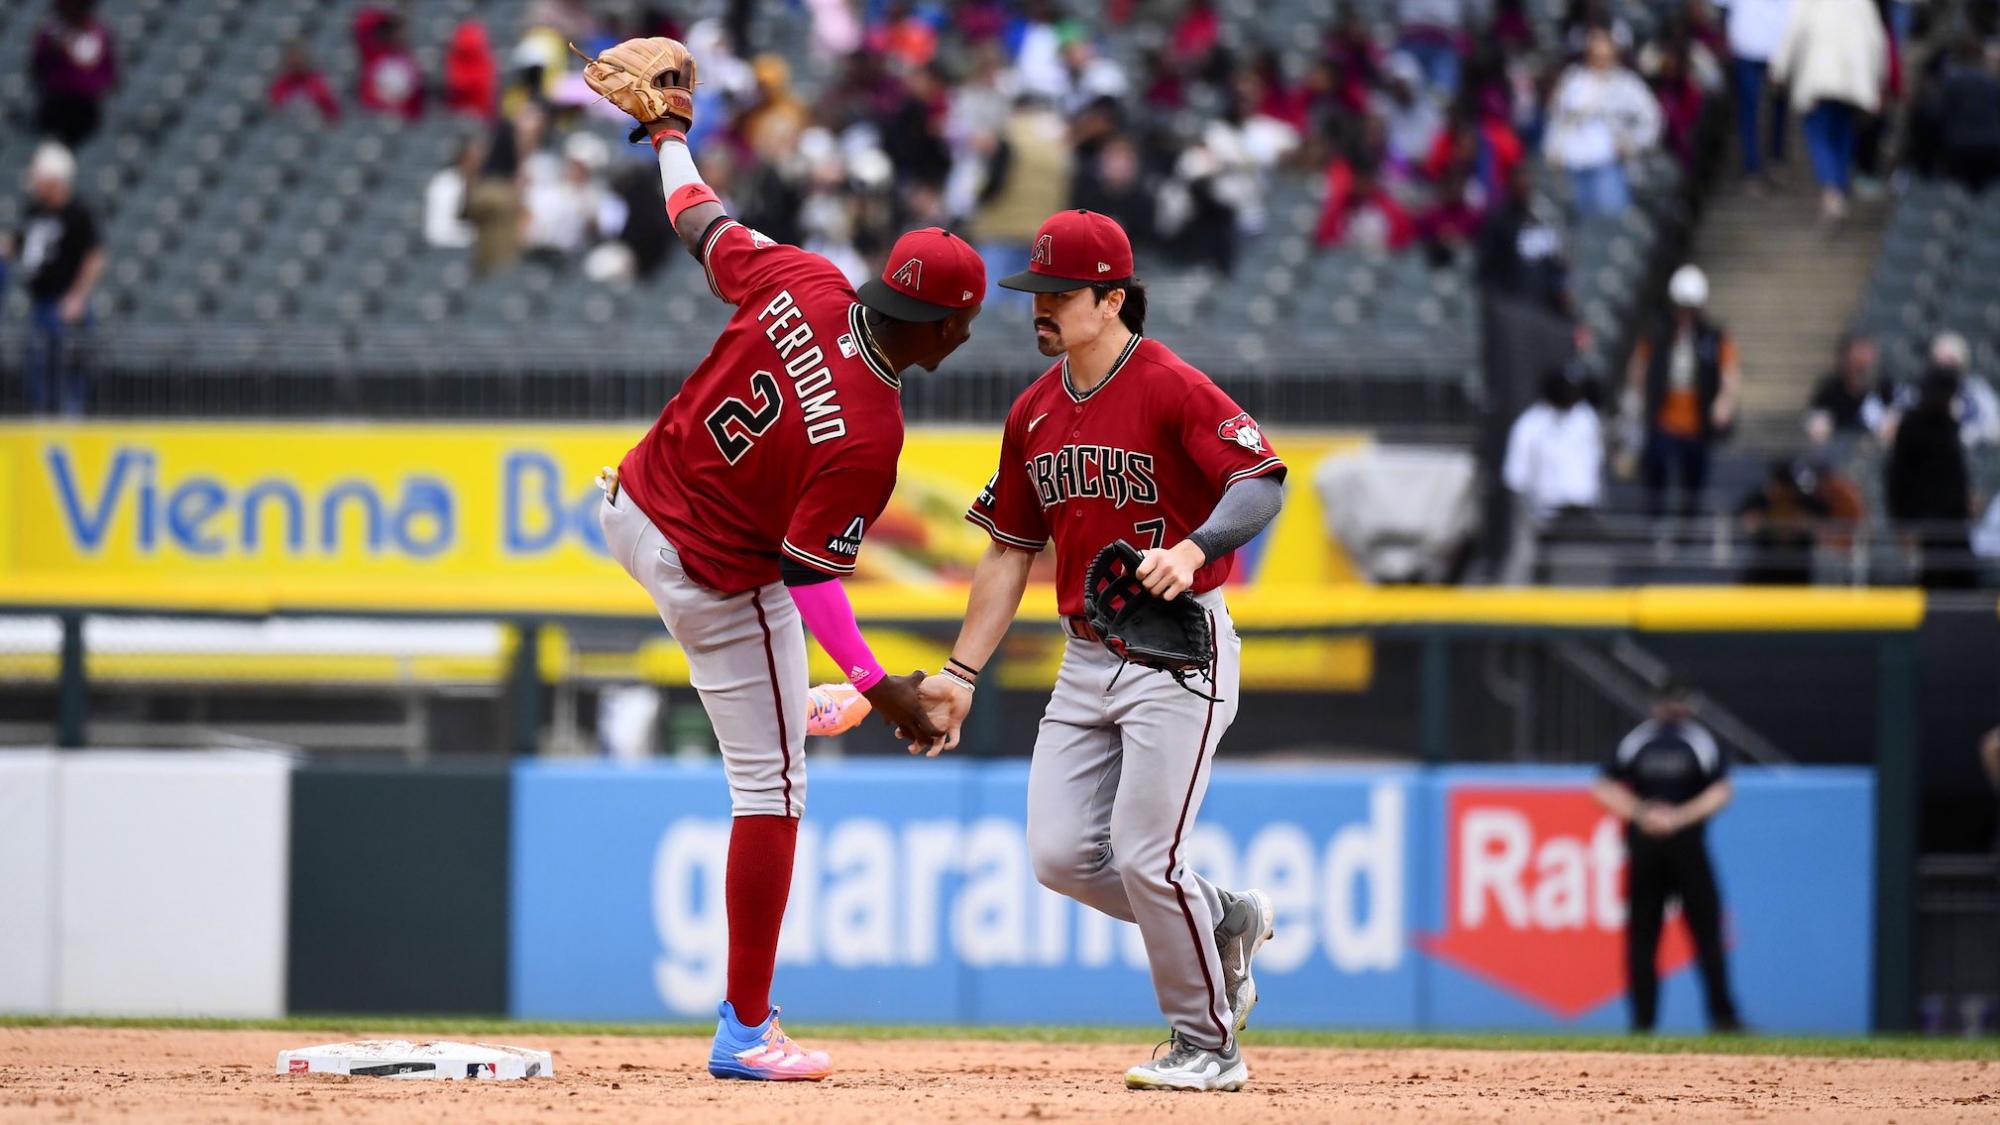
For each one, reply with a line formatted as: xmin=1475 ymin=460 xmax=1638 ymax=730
xmin=863 ymin=670 xmax=946 ymax=753
xmin=912 ymin=674 xmax=972 ymax=758
xmin=1135 ymin=541 xmax=1205 ymax=601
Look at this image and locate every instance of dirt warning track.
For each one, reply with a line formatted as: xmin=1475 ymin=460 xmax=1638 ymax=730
xmin=2 ymin=1026 xmax=1996 ymax=1123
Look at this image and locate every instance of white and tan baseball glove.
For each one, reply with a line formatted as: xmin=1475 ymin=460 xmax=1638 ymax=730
xmin=571 ymin=37 xmax=697 ymax=126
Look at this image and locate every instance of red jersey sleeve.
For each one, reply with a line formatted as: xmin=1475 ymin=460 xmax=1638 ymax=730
xmin=1179 ymin=380 xmax=1287 ymax=491
xmin=965 ymin=415 xmax=1049 ymax=551
xmin=699 ymin=218 xmax=836 ymax=306
xmin=782 ymin=462 xmax=898 ymax=578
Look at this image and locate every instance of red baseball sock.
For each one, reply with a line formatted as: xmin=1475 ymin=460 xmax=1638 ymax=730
xmin=725 ymin=814 xmax=799 ymax=1027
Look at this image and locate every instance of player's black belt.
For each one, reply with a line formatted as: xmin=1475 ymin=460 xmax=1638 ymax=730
xmin=1063 ymin=615 xmax=1101 ymax=642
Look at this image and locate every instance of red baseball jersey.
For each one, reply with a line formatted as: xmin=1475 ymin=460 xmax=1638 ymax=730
xmin=966 ymin=334 xmax=1287 ymax=616
xmin=618 ymin=219 xmax=905 ymax=594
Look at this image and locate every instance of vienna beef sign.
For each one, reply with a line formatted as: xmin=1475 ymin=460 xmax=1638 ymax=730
xmin=1420 ymin=788 xmax=1699 ymax=1018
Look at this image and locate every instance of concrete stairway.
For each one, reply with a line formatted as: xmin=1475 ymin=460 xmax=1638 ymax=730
xmin=1688 ymin=171 xmax=1889 ymax=435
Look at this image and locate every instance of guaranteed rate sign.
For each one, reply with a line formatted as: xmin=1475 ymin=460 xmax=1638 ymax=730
xmin=1418 ymin=788 xmax=1699 ymax=1018
xmin=511 ymin=761 xmax=1875 ymax=1033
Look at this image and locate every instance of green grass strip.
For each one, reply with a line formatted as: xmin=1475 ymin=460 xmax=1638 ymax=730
xmin=2 ymin=1016 xmax=1995 ymax=1061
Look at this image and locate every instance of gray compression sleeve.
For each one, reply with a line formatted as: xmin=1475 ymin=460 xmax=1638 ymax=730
xmin=656 ymin=139 xmax=704 ymax=196
xmin=1187 ymin=475 xmax=1284 ymax=563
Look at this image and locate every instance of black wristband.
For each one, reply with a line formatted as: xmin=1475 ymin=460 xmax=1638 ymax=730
xmin=1185 ymin=531 xmax=1219 ymax=566
xmin=947 ymin=656 xmax=980 ymax=680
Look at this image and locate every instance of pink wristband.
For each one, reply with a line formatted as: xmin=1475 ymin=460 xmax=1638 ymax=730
xmin=665 ymin=182 xmax=720 ymax=226
xmin=786 ymin=579 xmax=886 ymax=692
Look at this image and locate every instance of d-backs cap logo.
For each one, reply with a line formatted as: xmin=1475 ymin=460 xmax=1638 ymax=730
xmin=892 ymin=257 xmax=923 ymax=291
xmin=1217 ymin=412 xmax=1265 ymax=454
xmin=1418 ymin=788 xmax=1703 ymax=1018
xmin=1031 ymin=233 xmax=1054 ymax=267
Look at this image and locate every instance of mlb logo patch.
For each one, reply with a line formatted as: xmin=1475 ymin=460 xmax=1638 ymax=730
xmin=1217 ymin=412 xmax=1265 ymax=454
xmin=837 ymin=333 xmax=859 ymax=359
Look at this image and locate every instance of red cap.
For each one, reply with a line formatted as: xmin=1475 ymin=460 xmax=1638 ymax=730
xmin=856 ymin=227 xmax=986 ymax=323
xmin=999 ymin=210 xmax=1135 ymax=292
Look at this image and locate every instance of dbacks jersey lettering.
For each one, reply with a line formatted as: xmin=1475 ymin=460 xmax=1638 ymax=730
xmin=618 ymin=219 xmax=906 ymax=594
xmin=967 ymin=335 xmax=1286 ymax=615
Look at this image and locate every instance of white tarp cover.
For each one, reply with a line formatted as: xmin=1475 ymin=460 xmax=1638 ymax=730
xmin=1314 ymin=447 xmax=1479 ymax=583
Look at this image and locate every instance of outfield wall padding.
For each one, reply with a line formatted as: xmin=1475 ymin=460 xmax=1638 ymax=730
xmin=286 ymin=763 xmax=511 ymax=1015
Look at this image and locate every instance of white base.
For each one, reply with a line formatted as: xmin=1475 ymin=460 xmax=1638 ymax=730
xmin=277 ymin=1040 xmax=554 ymax=1080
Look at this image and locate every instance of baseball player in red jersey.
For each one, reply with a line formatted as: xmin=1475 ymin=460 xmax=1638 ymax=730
xmin=919 ymin=210 xmax=1286 ymax=1091
xmin=593 ymin=43 xmax=983 ymax=1083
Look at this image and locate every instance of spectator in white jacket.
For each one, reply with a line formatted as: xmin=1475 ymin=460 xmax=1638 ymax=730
xmin=1505 ymin=367 xmax=1605 ymax=521
xmin=1770 ymin=0 xmax=1887 ymax=220
xmin=1725 ymin=0 xmax=1794 ymax=185
xmin=422 ymin=136 xmax=482 ymax=250
xmin=1544 ymin=28 xmax=1663 ymax=217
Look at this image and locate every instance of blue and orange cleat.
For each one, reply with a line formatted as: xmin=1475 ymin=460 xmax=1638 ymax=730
xmin=707 ymin=1001 xmax=833 ymax=1081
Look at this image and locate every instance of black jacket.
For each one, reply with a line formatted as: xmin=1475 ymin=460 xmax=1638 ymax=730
xmin=1886 ymin=408 xmax=1971 ymax=523
xmin=1642 ymin=316 xmax=1728 ymax=442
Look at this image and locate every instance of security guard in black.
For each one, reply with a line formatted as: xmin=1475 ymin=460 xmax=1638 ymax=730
xmin=1594 ymin=683 xmax=1743 ymax=1032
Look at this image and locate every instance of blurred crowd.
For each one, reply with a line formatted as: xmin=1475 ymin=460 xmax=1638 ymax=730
xmin=400 ymin=0 xmax=1738 ymax=291
xmin=7 ymin=0 xmax=1732 ymax=404
xmin=1504 ymin=253 xmax=2000 ymax=589
xmin=1750 ymin=2 xmax=2000 ymax=588
xmin=1499 ymin=0 xmax=2000 ymax=588
xmin=1792 ymin=324 xmax=2000 ymax=588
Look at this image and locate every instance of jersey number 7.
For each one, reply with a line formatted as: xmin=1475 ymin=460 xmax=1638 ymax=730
xmin=706 ymin=370 xmax=783 ymax=464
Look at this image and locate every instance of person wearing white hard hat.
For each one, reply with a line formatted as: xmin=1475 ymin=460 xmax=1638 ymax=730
xmin=1623 ymin=265 xmax=1742 ymax=519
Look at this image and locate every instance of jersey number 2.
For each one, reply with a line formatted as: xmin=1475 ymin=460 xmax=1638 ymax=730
xmin=705 ymin=370 xmax=782 ymax=464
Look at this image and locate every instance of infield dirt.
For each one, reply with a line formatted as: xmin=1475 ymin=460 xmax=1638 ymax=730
xmin=3 ymin=1026 xmax=1996 ymax=1122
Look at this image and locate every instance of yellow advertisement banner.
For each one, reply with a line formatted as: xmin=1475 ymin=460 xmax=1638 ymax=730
xmin=0 ymin=422 xmax=1371 ymax=690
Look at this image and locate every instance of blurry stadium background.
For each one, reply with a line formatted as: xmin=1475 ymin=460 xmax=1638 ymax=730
xmin=1 ymin=0 xmax=1997 ymax=1040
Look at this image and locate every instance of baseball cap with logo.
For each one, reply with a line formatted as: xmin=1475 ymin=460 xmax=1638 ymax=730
xmin=999 ymin=209 xmax=1135 ymax=293
xmin=856 ymin=227 xmax=986 ymax=323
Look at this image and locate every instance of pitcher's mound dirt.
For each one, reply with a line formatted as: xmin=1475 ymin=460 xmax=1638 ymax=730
xmin=3 ymin=1026 xmax=1995 ymax=1123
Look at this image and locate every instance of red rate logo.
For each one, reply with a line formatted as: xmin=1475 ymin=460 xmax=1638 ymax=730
xmin=1418 ymin=788 xmax=1701 ymax=1018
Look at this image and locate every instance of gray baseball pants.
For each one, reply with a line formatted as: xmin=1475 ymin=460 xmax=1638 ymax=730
xmin=600 ymin=485 xmax=809 ymax=818
xmin=1025 ymin=588 xmax=1241 ymax=1049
